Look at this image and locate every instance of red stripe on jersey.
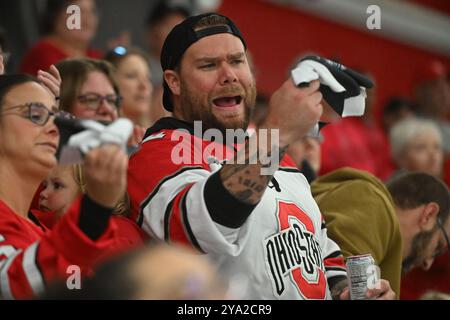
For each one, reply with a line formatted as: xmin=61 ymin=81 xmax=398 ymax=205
xmin=2 ymin=251 xmax=34 ymax=299
xmin=280 ymin=154 xmax=299 ymax=169
xmin=324 ymin=256 xmax=346 ymax=269
xmin=168 ymin=184 xmax=198 ymax=251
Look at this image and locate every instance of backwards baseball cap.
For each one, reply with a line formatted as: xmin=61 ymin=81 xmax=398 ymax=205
xmin=160 ymin=13 xmax=247 ymax=111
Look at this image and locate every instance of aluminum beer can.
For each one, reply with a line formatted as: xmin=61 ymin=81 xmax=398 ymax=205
xmin=346 ymin=254 xmax=377 ymax=300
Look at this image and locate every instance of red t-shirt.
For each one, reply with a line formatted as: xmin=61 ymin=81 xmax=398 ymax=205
xmin=319 ymin=117 xmax=395 ymax=180
xmin=20 ymin=39 xmax=102 ymax=75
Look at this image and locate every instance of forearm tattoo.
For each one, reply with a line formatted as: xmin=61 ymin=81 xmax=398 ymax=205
xmin=220 ymin=136 xmax=288 ymax=205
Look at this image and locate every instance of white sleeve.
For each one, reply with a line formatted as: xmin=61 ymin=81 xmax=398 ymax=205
xmin=140 ymin=168 xmax=255 ymax=256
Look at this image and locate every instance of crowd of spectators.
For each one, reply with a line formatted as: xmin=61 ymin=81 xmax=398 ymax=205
xmin=0 ymin=0 xmax=449 ymax=300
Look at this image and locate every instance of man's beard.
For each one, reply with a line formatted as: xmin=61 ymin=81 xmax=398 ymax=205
xmin=402 ymin=227 xmax=436 ymax=274
xmin=178 ymin=80 xmax=256 ymax=134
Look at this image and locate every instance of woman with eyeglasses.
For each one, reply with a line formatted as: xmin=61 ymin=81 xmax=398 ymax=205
xmin=56 ymin=57 xmax=145 ymax=146
xmin=0 ymin=74 xmax=132 ymax=299
xmin=56 ymin=58 xmax=120 ymax=122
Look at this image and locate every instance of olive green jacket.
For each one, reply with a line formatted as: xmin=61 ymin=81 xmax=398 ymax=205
xmin=311 ymin=168 xmax=403 ymax=299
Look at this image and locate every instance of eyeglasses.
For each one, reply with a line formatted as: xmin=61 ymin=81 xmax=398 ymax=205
xmin=1 ymin=102 xmax=74 ymax=126
xmin=77 ymin=93 xmax=122 ymax=111
xmin=437 ymin=217 xmax=450 ymax=255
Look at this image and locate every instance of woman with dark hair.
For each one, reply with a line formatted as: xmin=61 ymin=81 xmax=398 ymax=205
xmin=20 ymin=0 xmax=101 ymax=76
xmin=0 ymin=74 xmax=131 ymax=299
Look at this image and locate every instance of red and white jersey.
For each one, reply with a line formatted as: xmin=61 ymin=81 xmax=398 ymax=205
xmin=128 ymin=118 xmax=347 ymax=299
xmin=0 ymin=197 xmax=140 ymax=299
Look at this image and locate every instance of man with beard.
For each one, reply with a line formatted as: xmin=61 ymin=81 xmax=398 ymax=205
xmin=311 ymin=168 xmax=450 ymax=299
xmin=127 ymin=13 xmax=394 ymax=299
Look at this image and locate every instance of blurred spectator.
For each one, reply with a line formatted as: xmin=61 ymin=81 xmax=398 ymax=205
xmin=20 ymin=0 xmax=101 ymax=76
xmin=0 ymin=26 xmax=10 ymax=74
xmin=419 ymin=291 xmax=450 ymax=300
xmin=104 ymin=46 xmax=155 ymax=127
xmin=42 ymin=243 xmax=226 ymax=299
xmin=146 ymin=0 xmax=191 ymax=87
xmin=413 ymin=60 xmax=449 ymax=121
xmin=145 ymin=0 xmax=191 ymax=122
xmin=319 ymin=73 xmax=395 ymax=180
xmin=389 ymin=118 xmax=444 ymax=178
xmin=382 ymin=97 xmax=416 ymax=135
xmin=412 ymin=60 xmax=450 ymax=153
xmin=312 ymin=168 xmax=450 ymax=298
xmin=0 ymin=74 xmax=129 ymax=299
xmin=1 ymin=21 xmax=64 ymax=94
xmin=56 ymin=58 xmax=119 ymax=122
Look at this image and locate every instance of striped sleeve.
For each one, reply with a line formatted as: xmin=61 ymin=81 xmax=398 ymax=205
xmin=0 ymin=197 xmax=121 ymax=299
xmin=139 ymin=167 xmax=255 ymax=256
xmin=319 ymin=219 xmax=348 ymax=282
xmin=0 ymin=241 xmax=46 ymax=299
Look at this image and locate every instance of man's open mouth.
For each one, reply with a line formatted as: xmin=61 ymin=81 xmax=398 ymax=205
xmin=213 ymin=96 xmax=242 ymax=108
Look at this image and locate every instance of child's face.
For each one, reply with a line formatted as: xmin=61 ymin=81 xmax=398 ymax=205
xmin=39 ymin=166 xmax=80 ymax=217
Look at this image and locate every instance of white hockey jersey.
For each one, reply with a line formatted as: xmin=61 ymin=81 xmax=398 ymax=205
xmin=127 ymin=118 xmax=347 ymax=299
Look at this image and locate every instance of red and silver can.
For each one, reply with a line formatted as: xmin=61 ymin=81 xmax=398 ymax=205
xmin=346 ymin=254 xmax=378 ymax=300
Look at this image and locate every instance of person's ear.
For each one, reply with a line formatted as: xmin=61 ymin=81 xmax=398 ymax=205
xmin=164 ymin=70 xmax=181 ymax=97
xmin=419 ymin=202 xmax=440 ymax=231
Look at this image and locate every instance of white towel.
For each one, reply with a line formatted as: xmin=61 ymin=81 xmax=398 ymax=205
xmin=59 ymin=118 xmax=133 ymax=165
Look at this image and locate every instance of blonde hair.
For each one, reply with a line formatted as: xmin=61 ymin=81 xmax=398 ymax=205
xmin=72 ymin=164 xmax=86 ymax=193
